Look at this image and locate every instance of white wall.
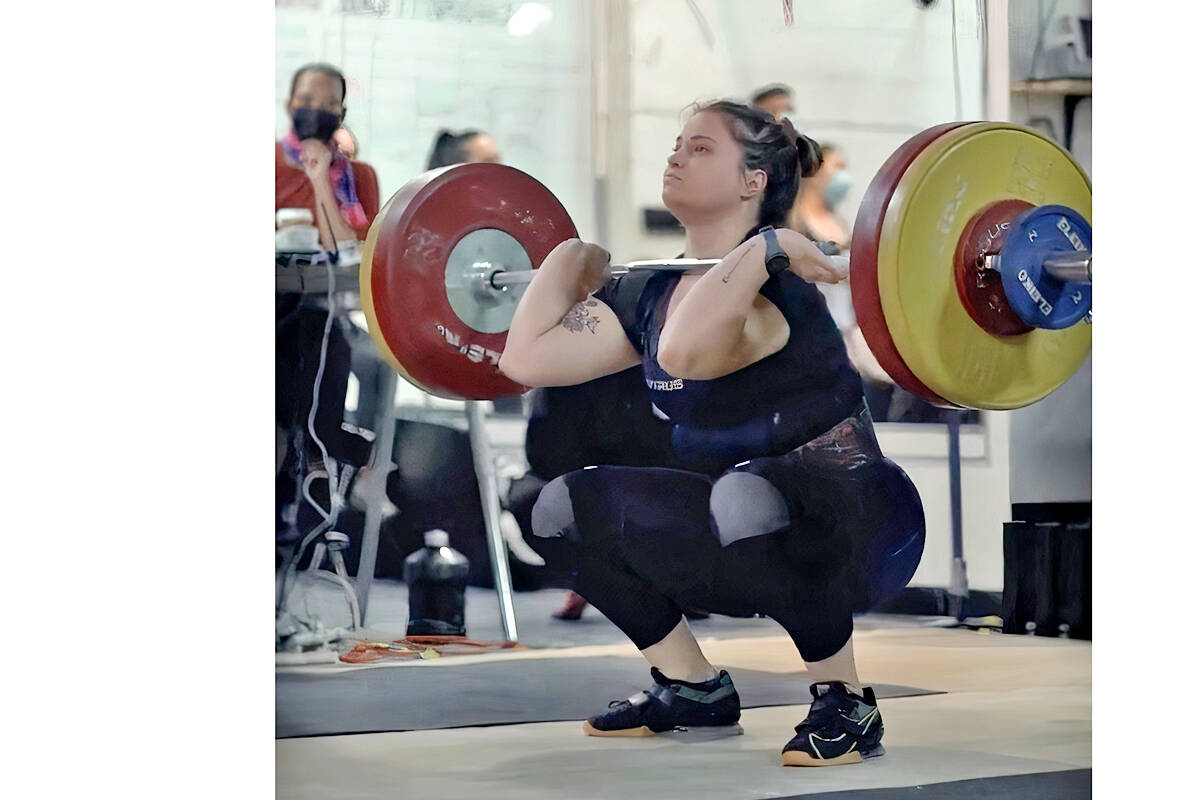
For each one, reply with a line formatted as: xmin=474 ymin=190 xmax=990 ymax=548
xmin=614 ymin=0 xmax=985 ymax=260
xmin=275 ymin=0 xmax=597 ymax=241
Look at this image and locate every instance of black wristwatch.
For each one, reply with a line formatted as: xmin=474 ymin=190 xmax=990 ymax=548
xmin=759 ymin=226 xmax=791 ymax=277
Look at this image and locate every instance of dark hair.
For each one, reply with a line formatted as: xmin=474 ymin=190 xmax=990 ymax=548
xmin=692 ymin=100 xmax=822 ymax=229
xmin=750 ymin=83 xmax=793 ymax=105
xmin=427 ymin=129 xmax=486 ymax=170
xmin=288 ymin=62 xmax=347 ymax=106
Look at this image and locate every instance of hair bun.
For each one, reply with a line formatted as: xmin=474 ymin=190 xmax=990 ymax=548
xmin=776 ymin=118 xmax=821 ymax=178
xmin=794 ymin=131 xmax=823 ymax=179
xmin=779 ymin=116 xmax=800 ymax=146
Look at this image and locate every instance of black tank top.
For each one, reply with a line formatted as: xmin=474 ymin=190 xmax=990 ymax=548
xmin=599 ymin=271 xmax=863 ymax=464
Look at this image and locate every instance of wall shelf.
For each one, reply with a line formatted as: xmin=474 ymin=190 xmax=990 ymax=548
xmin=1011 ymin=78 xmax=1091 ymax=96
xmin=1010 ymin=79 xmax=1091 ymax=152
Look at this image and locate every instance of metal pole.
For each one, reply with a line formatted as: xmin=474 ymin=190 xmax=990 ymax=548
xmin=485 ymin=248 xmax=1097 ymax=293
xmin=465 ymin=400 xmax=519 ymax=642
xmin=946 ymin=409 xmax=968 ymax=621
xmin=486 ymin=258 xmax=723 ymax=290
xmin=356 ymin=368 xmax=398 ymax=624
xmin=982 ymin=251 xmax=1092 ymax=284
xmin=1043 ymin=251 xmax=1092 ymax=283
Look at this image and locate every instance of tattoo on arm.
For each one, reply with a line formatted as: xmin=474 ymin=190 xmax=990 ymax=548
xmin=560 ymin=300 xmax=601 ymax=334
xmin=721 ymin=244 xmax=755 ymax=283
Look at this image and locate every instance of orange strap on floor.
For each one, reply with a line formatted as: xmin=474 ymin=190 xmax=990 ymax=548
xmin=340 ymin=635 xmax=525 ymax=664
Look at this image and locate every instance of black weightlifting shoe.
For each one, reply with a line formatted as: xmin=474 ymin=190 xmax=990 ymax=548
xmin=583 ymin=667 xmax=742 ymax=738
xmin=781 ymin=681 xmax=885 ymax=766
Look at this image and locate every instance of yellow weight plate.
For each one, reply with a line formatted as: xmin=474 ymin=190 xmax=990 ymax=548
xmin=876 ymin=123 xmax=1092 ymax=410
xmin=360 ymin=188 xmax=425 ymax=391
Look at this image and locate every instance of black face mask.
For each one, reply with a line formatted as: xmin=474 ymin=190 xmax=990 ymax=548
xmin=292 ymin=107 xmax=341 ymax=142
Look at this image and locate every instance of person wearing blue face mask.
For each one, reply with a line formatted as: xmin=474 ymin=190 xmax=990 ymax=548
xmin=791 ymin=143 xmax=852 ymax=252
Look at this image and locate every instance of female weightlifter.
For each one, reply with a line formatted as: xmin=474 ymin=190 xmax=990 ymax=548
xmin=499 ymin=100 xmax=925 ymax=767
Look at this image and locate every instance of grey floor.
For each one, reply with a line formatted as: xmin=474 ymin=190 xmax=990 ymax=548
xmin=276 ymin=578 xmax=1090 ymax=799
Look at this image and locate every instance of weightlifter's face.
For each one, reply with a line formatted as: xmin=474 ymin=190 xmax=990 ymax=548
xmin=663 ymin=111 xmax=754 ymax=222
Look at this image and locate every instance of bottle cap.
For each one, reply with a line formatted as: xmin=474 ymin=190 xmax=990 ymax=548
xmin=424 ymin=529 xmax=450 ymax=548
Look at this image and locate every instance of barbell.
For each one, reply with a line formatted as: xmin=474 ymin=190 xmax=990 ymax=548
xmin=360 ymin=121 xmax=1092 ymax=409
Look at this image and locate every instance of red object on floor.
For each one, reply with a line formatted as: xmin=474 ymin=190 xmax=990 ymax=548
xmin=553 ymin=591 xmax=589 ymax=621
xmin=339 ymin=635 xmax=525 ymax=663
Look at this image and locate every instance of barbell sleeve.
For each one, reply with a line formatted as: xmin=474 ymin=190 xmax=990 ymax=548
xmin=1042 ymin=251 xmax=1092 ymax=283
xmin=981 ymin=251 xmax=1093 ymax=284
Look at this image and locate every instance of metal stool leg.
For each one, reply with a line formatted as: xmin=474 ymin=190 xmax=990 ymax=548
xmin=465 ymin=400 xmax=519 ymax=642
xmin=355 ymin=369 xmax=398 ymax=625
xmin=946 ymin=409 xmax=968 ymax=621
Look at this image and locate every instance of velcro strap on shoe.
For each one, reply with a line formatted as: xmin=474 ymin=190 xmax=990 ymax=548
xmin=649 ymin=682 xmax=736 ymax=705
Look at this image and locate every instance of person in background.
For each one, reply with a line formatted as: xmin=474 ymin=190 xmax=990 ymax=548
xmin=791 ymin=142 xmax=852 ymax=250
xmin=276 ymin=63 xmax=379 ymax=249
xmin=426 ymin=129 xmax=503 ymax=169
xmin=750 ymin=83 xmax=795 ymax=123
xmin=276 ymin=62 xmax=381 ymax=549
xmin=751 ymin=86 xmax=851 ymax=249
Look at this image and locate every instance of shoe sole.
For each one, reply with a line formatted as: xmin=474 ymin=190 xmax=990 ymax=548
xmin=583 ymin=721 xmax=743 ymax=739
xmin=781 ymin=744 xmax=885 ymax=767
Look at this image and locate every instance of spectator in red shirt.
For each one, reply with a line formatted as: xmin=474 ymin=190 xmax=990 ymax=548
xmin=276 ymin=63 xmax=381 ymax=554
xmin=276 ymin=63 xmax=379 ymax=248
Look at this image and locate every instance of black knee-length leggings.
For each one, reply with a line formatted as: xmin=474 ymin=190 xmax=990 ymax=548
xmin=530 ymin=465 xmax=862 ymax=663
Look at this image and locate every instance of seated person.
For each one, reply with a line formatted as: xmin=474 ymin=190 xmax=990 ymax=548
xmin=426 ymin=128 xmax=503 ymax=169
xmin=276 ymin=62 xmax=379 ymax=247
xmin=276 ymin=62 xmax=381 ymax=546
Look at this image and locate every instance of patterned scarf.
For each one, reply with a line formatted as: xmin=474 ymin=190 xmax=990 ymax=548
xmin=279 ymin=129 xmax=368 ymax=230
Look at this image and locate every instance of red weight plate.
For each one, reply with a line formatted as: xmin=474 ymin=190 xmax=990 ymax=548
xmin=952 ymin=198 xmax=1035 ymax=338
xmin=367 ymin=163 xmax=578 ymax=400
xmin=849 ymin=122 xmax=971 ymax=409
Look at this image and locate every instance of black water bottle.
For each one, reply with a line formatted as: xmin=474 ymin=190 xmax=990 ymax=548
xmin=404 ymin=529 xmax=470 ymax=637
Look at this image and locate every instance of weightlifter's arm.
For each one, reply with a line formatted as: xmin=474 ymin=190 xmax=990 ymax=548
xmin=657 ymin=229 xmax=845 ymax=380
xmin=499 ymin=239 xmax=641 ymax=387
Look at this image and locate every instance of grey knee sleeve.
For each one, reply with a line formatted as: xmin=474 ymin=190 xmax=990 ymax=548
xmin=531 ymin=475 xmax=576 ymax=539
xmin=710 ymin=471 xmax=791 ymax=547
